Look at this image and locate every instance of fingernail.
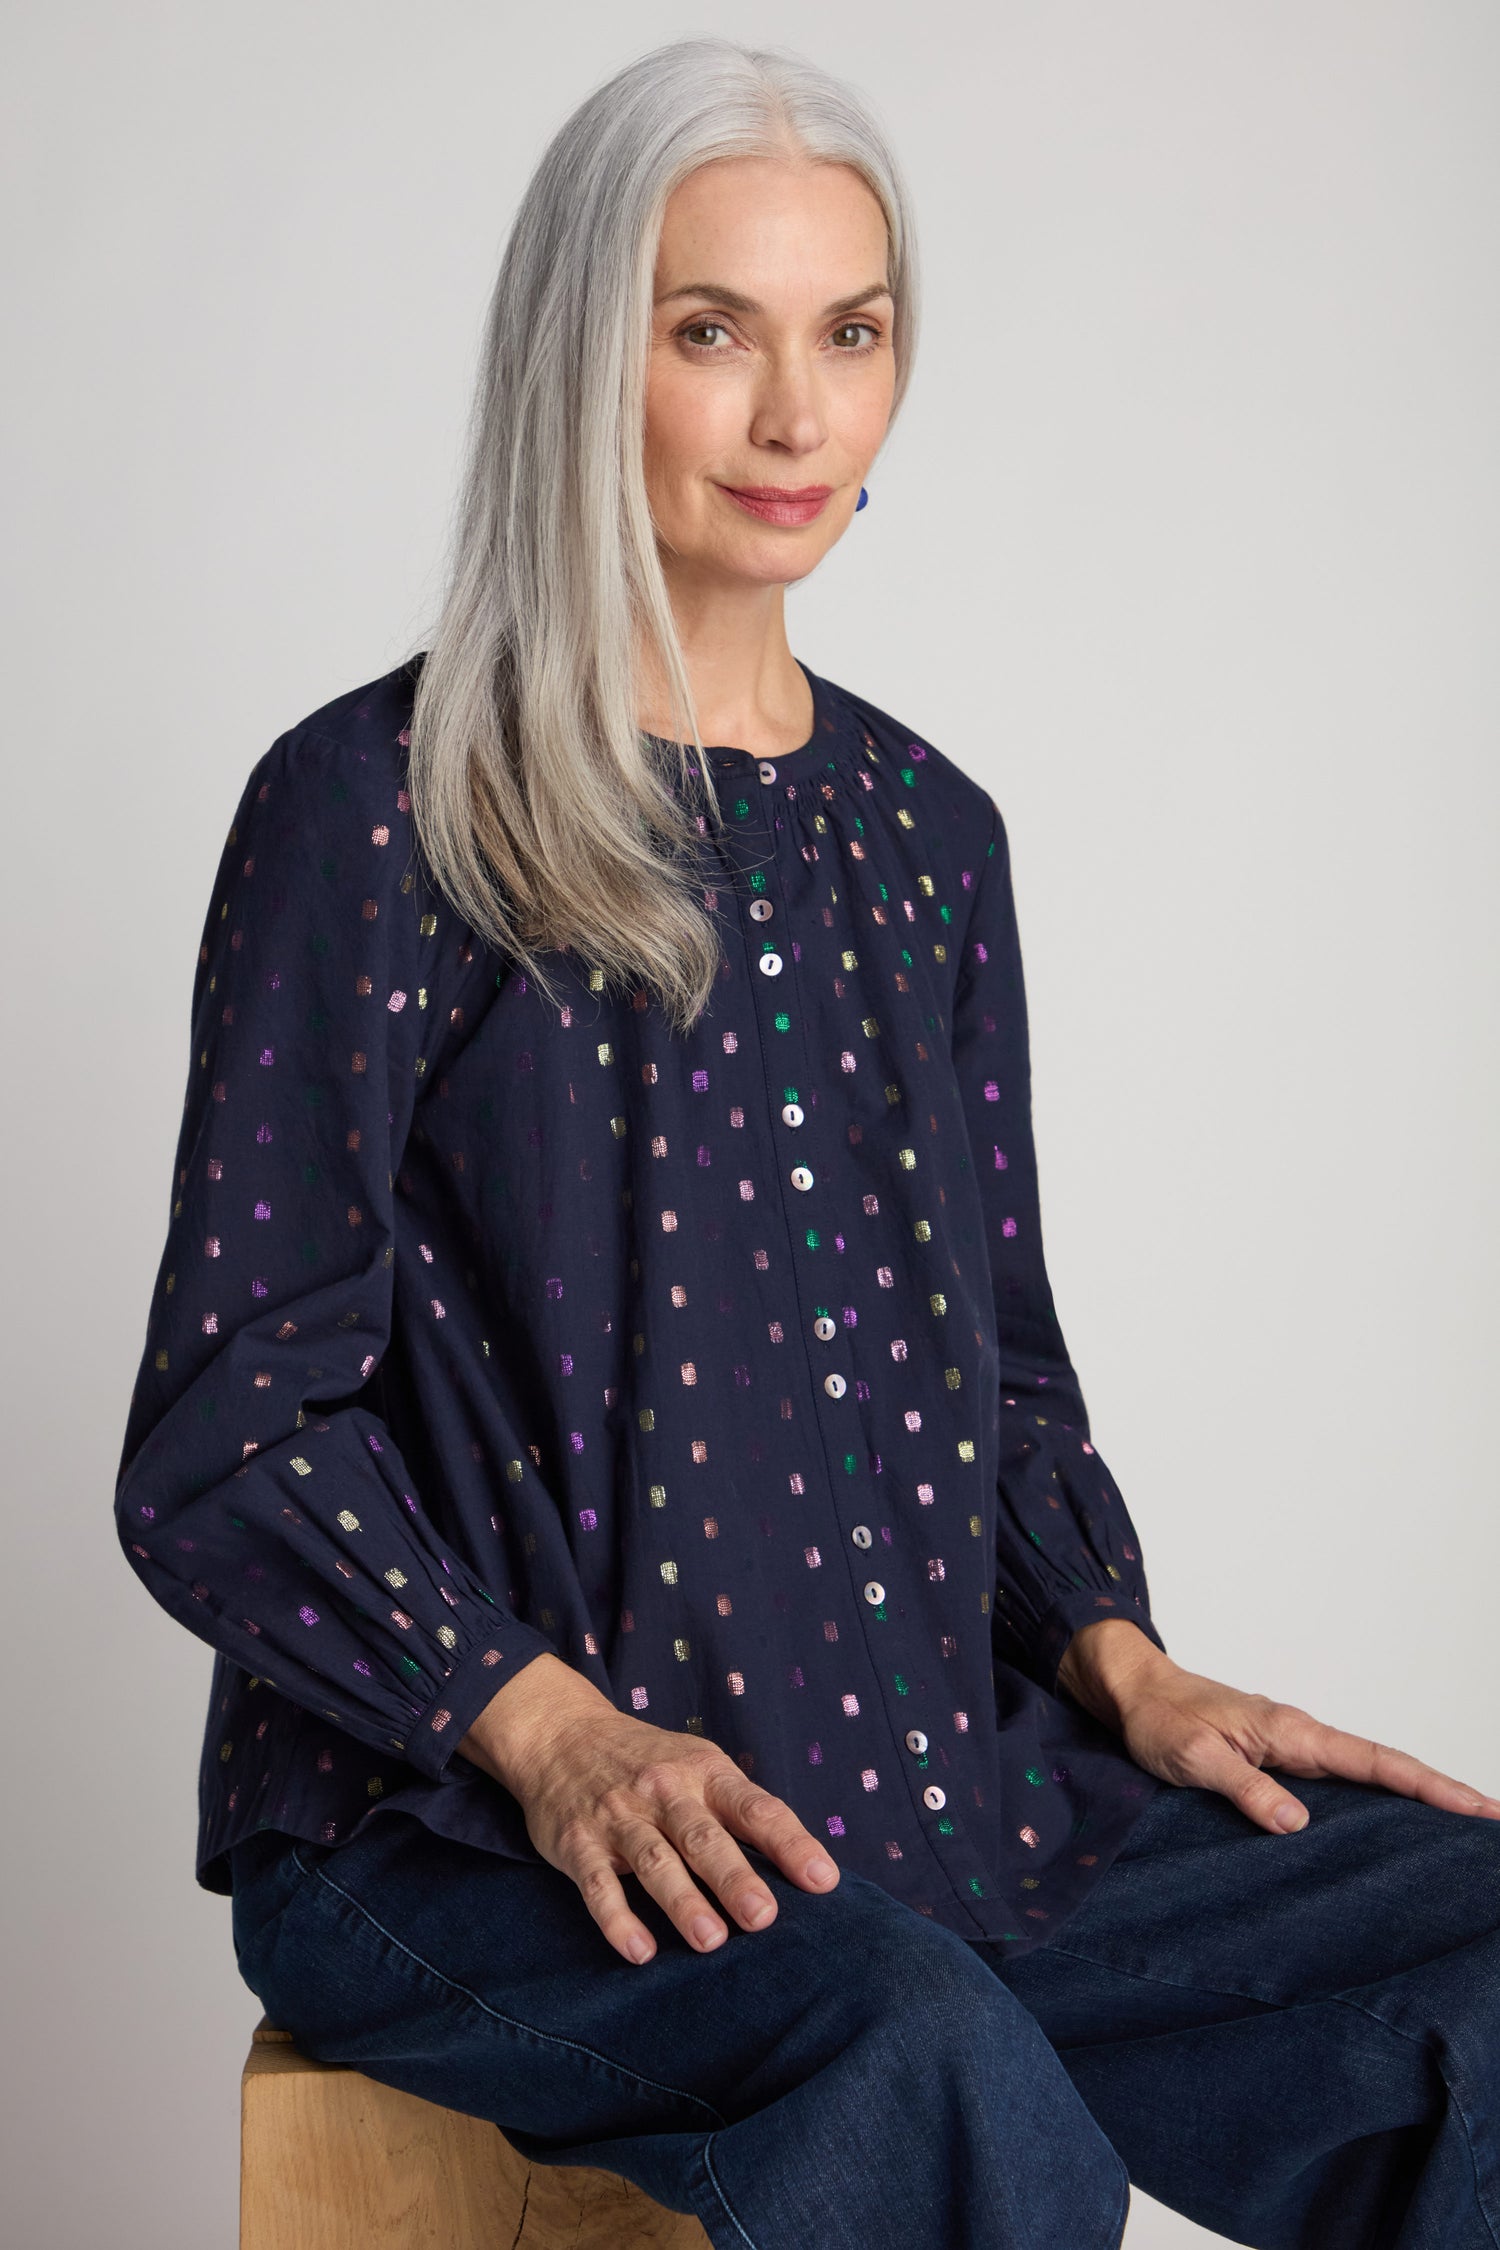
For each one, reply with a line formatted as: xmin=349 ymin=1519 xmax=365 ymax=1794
xmin=742 ymin=1895 xmax=773 ymax=1927
xmin=805 ymin=1857 xmax=837 ymax=1885
xmin=1274 ymin=1803 xmax=1308 ymax=1832
xmin=626 ymin=1933 xmax=652 ymax=1963
xmin=692 ymin=1914 xmax=724 ymax=1948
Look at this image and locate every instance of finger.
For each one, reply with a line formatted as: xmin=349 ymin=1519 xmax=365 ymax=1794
xmin=655 ymin=1792 xmax=781 ymax=1932
xmin=1282 ymin=1723 xmax=1500 ymax=1818
xmin=614 ymin=1814 xmax=734 ymax=1954
xmin=1182 ymin=1732 xmax=1310 ymax=1833
xmin=566 ymin=1841 xmax=664 ymax=1966
xmin=706 ymin=1769 xmax=841 ymax=1894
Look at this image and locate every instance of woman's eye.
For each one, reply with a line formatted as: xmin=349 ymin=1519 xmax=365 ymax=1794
xmin=679 ymin=321 xmax=731 ymax=351
xmin=830 ymin=322 xmax=881 ymax=351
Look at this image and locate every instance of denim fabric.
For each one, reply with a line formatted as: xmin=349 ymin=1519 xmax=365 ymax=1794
xmin=229 ymin=1768 xmax=1500 ymax=2248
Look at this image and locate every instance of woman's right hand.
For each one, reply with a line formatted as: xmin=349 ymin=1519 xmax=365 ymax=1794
xmin=457 ymin=1651 xmax=842 ymax=1965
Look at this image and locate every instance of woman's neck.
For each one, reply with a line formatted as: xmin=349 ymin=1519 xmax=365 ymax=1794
xmin=637 ymin=583 xmax=812 ymax=756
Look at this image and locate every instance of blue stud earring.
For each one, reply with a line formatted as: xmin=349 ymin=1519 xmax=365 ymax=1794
xmin=856 ymin=486 xmax=869 ymax=511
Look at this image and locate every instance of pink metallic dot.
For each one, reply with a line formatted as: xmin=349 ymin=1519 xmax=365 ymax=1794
xmin=298 ymin=1606 xmax=320 ymax=1627
xmin=1002 ymin=1217 xmax=1018 ymax=1237
xmin=579 ymin=1507 xmax=597 ymax=1531
xmin=1019 ymin=1825 xmax=1040 ymax=1848
xmin=631 ymin=1685 xmax=649 ymax=1709
xmin=827 ymin=1816 xmax=846 ymax=1836
xmin=254 ymin=1200 xmax=271 ymax=1221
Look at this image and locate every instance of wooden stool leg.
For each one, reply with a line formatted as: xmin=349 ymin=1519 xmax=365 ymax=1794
xmin=240 ymin=2015 xmax=713 ymax=2249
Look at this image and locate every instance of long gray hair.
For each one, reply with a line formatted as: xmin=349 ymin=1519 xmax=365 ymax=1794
xmin=402 ymin=35 xmax=920 ymax=1033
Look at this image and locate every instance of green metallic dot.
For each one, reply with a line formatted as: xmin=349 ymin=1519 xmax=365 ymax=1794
xmin=774 ymin=1011 xmax=791 ymax=1032
xmin=1025 ymin=1766 xmax=1045 ymax=1786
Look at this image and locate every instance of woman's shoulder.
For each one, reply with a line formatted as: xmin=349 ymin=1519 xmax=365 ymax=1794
xmin=270 ymin=652 xmax=423 ymax=784
xmin=818 ymin=668 xmax=1000 ymax=839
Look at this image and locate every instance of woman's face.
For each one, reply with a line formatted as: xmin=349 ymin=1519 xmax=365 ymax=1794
xmin=644 ymin=154 xmax=897 ymax=592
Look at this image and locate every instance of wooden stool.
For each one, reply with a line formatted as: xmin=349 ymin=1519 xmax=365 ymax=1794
xmin=241 ymin=2014 xmax=714 ymax=2249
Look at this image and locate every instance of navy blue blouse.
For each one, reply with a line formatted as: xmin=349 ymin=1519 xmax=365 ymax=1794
xmin=114 ymin=652 xmax=1166 ymax=1950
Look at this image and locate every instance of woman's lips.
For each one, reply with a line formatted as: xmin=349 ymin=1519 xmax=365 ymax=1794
xmin=718 ymin=484 xmax=834 ymax=526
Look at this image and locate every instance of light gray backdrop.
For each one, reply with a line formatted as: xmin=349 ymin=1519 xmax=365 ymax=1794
xmin=3 ymin=4 xmax=1496 ymax=2245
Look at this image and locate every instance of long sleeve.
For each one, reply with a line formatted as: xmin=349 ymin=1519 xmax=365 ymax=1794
xmin=950 ymin=798 xmax=1168 ymax=1699
xmin=114 ymin=726 xmax=557 ymax=1779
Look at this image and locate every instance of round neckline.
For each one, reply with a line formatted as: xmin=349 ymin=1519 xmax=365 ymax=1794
xmin=646 ymin=659 xmax=841 ymax=774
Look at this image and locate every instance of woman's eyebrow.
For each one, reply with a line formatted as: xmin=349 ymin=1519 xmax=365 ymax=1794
xmin=656 ymin=281 xmax=893 ymax=316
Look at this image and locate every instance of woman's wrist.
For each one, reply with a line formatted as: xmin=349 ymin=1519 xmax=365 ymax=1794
xmin=456 ymin=1650 xmax=611 ymax=1792
xmin=1056 ymin=1619 xmax=1173 ymax=1730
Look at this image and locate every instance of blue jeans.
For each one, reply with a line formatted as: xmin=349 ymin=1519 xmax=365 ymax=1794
xmin=229 ymin=1770 xmax=1500 ymax=2248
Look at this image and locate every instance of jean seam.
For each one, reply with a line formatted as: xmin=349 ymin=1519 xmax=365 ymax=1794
xmin=1027 ymin=1944 xmax=1500 ymax=2249
xmin=700 ymin=2132 xmax=761 ymax=2249
xmin=293 ymin=1846 xmax=728 ymax=2126
xmin=1328 ymin=1994 xmax=1500 ymax=2250
xmin=1026 ymin=1939 xmax=1285 ymax=2013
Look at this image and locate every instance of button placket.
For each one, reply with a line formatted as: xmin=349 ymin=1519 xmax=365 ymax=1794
xmin=732 ymin=749 xmax=929 ymax=1830
xmin=719 ymin=734 xmax=954 ymax=1863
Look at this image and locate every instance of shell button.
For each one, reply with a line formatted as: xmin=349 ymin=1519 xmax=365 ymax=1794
xmin=757 ymin=760 xmax=777 ymax=784
xmin=749 ymin=898 xmax=774 ymax=921
xmin=862 ymin=1580 xmax=886 ymax=1606
xmin=781 ymin=1101 xmax=804 ymax=1126
xmin=904 ymin=1729 xmax=929 ymax=1755
xmin=758 ymin=951 xmax=783 ymax=977
xmin=921 ymin=1785 xmax=947 ymax=1811
xmin=851 ymin=1523 xmax=873 ymax=1549
xmin=823 ymin=1372 xmax=847 ymax=1399
xmin=790 ymin=1165 xmax=814 ymax=1192
xmin=813 ymin=1315 xmax=836 ymax=1341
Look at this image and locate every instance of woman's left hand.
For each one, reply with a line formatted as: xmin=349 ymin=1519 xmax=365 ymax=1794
xmin=1057 ymin=1619 xmax=1500 ymax=1834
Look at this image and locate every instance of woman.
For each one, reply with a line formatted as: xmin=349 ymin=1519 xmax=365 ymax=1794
xmin=114 ymin=36 xmax=1500 ymax=2250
